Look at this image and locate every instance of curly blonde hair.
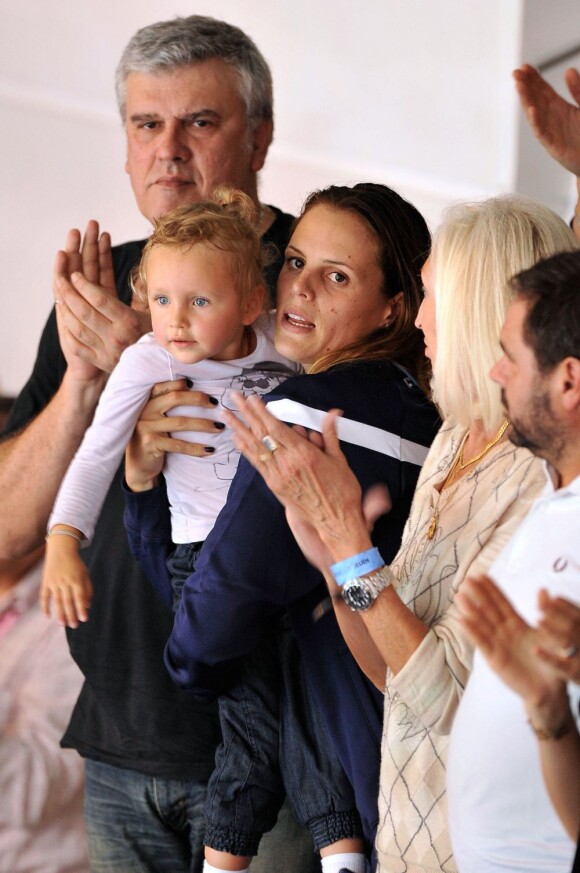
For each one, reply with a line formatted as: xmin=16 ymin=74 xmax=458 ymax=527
xmin=131 ymin=187 xmax=268 ymax=310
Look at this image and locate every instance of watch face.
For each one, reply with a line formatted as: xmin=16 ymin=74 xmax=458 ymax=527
xmin=343 ymin=580 xmax=373 ymax=611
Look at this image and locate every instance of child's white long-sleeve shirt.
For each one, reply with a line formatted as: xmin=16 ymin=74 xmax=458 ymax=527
xmin=50 ymin=314 xmax=299 ymax=543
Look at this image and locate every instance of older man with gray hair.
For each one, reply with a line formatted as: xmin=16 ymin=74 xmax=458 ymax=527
xmin=0 ymin=15 xmax=314 ymax=873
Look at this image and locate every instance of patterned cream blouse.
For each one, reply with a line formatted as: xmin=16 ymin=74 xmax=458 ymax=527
xmin=376 ymin=420 xmax=546 ymax=873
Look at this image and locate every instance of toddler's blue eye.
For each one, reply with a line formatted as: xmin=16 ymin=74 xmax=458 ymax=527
xmin=194 ymin=297 xmax=209 ymax=307
xmin=156 ymin=295 xmax=170 ymax=306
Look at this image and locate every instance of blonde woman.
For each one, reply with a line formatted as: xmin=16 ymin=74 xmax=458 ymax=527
xmin=225 ymin=196 xmax=579 ymax=872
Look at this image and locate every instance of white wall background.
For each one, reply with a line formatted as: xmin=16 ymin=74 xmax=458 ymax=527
xmin=1 ymin=0 xmax=580 ymax=396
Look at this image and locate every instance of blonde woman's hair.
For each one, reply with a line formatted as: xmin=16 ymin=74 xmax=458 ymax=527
xmin=431 ymin=195 xmax=579 ymax=430
xmin=131 ymin=187 xmax=268 ymax=309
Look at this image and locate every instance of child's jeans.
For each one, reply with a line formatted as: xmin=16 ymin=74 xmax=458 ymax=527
xmin=168 ymin=542 xmax=363 ymax=857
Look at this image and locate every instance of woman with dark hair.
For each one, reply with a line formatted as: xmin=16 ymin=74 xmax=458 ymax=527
xmin=123 ymin=183 xmax=441 ymax=868
xmin=224 ymin=196 xmax=577 ymax=872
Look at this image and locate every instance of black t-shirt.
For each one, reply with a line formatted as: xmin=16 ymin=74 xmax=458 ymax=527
xmin=4 ymin=206 xmax=294 ymax=779
xmin=262 ymin=207 xmax=294 ymax=305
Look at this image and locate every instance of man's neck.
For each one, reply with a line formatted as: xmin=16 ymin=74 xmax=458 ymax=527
xmin=546 ymin=449 xmax=580 ymax=490
xmin=555 ymin=465 xmax=580 ymax=489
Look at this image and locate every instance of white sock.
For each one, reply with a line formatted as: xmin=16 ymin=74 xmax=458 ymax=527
xmin=203 ymin=863 xmax=249 ymax=873
xmin=321 ymin=852 xmax=366 ymax=873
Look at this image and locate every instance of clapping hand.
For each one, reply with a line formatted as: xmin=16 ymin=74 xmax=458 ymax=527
xmin=514 ymin=64 xmax=580 ymax=176
xmin=54 ymin=220 xmax=150 ymax=379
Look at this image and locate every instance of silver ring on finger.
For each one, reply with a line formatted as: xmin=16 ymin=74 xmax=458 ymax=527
xmin=261 ymin=434 xmax=280 ymax=454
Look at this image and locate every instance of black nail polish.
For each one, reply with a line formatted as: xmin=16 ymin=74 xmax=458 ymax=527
xmin=204 ymin=446 xmax=215 ymax=454
xmin=214 ymin=421 xmax=226 ymax=430
xmin=209 ymin=396 xmax=219 ymax=406
xmin=185 ymin=378 xmax=193 ymax=388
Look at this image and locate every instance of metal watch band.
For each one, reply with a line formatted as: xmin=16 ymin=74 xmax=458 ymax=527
xmin=342 ymin=565 xmax=394 ymax=611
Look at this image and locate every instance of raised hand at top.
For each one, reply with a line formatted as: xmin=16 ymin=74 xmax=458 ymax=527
xmin=514 ymin=63 xmax=580 ymax=176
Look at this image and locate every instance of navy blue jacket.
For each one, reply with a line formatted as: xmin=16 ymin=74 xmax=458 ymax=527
xmin=124 ymin=359 xmax=440 ymax=845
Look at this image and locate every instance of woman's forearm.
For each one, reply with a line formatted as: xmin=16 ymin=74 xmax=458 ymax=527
xmin=227 ymin=393 xmax=437 ymax=683
xmin=332 ymin=598 xmax=388 ymax=690
xmin=123 ymin=481 xmax=173 ymax=611
xmin=319 ymin=567 xmax=388 ymax=689
xmin=324 ymin=552 xmax=429 ymax=680
xmin=359 ymin=584 xmax=430 ymax=676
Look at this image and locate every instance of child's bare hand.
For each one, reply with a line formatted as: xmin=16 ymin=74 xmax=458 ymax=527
xmin=41 ymin=536 xmax=93 ymax=628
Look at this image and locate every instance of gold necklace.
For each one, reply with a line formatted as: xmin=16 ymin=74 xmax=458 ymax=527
xmin=425 ymin=447 xmax=462 ymax=541
xmin=426 ymin=419 xmax=510 ymax=541
xmin=456 ymin=418 xmax=510 ymax=471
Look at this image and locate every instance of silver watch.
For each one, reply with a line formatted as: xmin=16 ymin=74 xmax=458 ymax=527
xmin=342 ymin=566 xmax=394 ymax=612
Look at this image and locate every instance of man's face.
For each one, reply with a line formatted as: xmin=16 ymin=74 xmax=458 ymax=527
xmin=124 ymin=59 xmax=272 ymax=222
xmin=490 ymin=297 xmax=562 ymax=460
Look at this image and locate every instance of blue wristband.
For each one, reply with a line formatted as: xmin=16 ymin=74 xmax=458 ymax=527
xmin=330 ymin=547 xmax=385 ymax=586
